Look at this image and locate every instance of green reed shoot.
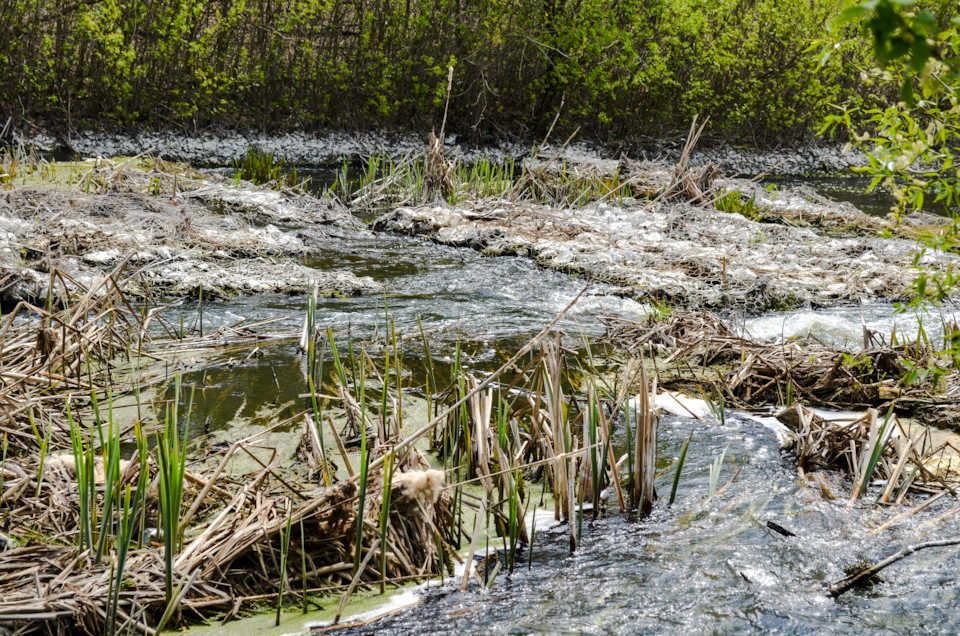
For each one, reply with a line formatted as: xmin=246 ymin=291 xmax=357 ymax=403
xmin=597 ymin=408 xmax=611 ymax=511
xmin=306 ymin=299 xmax=329 ymax=485
xmin=28 ymin=406 xmax=52 ymax=497
xmin=453 ymin=485 xmax=463 ymax=549
xmin=326 ymin=327 xmax=350 ymax=390
xmin=708 ymin=445 xmax=728 ymax=500
xmin=454 ymin=342 xmax=472 ymax=474
xmin=360 ymin=153 xmax=381 ymax=190
xmin=353 ymin=356 xmax=369 ymax=575
xmin=669 ymin=431 xmax=693 ymax=505
xmin=856 ymin=408 xmax=896 ymax=500
xmin=306 ymin=283 xmax=318 ymax=377
xmin=587 ymin=387 xmax=601 ymax=518
xmin=507 ymin=469 xmax=523 ymax=572
xmin=379 ymin=449 xmax=395 ymax=594
xmin=623 ymin=398 xmax=634 ymax=502
xmin=347 ymin=336 xmax=359 ymax=395
xmin=106 ymin=423 xmax=148 ymax=636
xmin=333 ymin=158 xmax=351 ymax=201
xmin=94 ymin=393 xmax=123 ymax=563
xmin=703 ymin=388 xmax=726 ymax=426
xmin=275 ymin=498 xmax=293 ymax=626
xmin=300 ymin=515 xmax=308 ymax=613
xmin=381 ymin=328 xmax=391 ymax=437
xmin=390 ymin=317 xmax=402 ymax=424
xmin=67 ymin=400 xmax=95 ymax=554
xmin=496 ymin=396 xmax=508 ymax=452
xmin=157 ymin=376 xmax=191 ymax=603
xmin=105 ymin=486 xmax=131 ymax=636
xmin=64 ymin=387 xmax=124 ymax=564
xmin=418 ymin=316 xmax=436 ymax=420
xmin=893 ymin=465 xmax=921 ymax=503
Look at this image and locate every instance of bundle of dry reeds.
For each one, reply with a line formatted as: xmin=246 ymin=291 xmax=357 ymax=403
xmin=663 ymin=116 xmax=721 ymax=205
xmin=778 ymin=404 xmax=959 ymax=500
xmin=600 ymin=311 xmax=955 ymax=412
xmin=0 ymin=261 xmax=152 ymax=455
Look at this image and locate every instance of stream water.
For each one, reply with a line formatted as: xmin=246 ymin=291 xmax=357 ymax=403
xmin=176 ymin=172 xmax=960 ymax=635
xmin=168 ymin=230 xmax=643 ymax=434
xmin=764 ymin=175 xmax=951 ymax=218
xmin=322 ymin=412 xmax=960 ymax=635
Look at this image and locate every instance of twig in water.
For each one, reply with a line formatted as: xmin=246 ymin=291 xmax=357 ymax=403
xmin=829 ymin=537 xmax=960 ymax=597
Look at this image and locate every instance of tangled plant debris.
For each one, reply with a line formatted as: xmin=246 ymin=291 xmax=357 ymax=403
xmin=601 ymin=310 xmax=960 ymax=430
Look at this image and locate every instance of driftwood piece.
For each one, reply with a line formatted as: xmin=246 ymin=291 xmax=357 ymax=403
xmin=829 ymin=537 xmax=960 ymax=597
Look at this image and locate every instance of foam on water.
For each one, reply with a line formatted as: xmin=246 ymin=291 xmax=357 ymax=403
xmin=742 ymin=301 xmax=960 ymax=348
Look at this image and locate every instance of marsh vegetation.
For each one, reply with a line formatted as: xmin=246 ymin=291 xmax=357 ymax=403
xmin=0 ymin=132 xmax=958 ymax=636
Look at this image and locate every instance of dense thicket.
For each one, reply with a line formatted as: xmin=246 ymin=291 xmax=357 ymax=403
xmin=0 ymin=0 xmax=866 ymax=144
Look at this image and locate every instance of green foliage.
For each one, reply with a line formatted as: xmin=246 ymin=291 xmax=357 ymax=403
xmin=0 ymin=0 xmax=864 ymax=143
xmin=818 ymin=0 xmax=960 ymax=307
xmin=156 ymin=376 xmax=191 ymax=604
xmin=715 ymin=190 xmax=762 ymax=221
xmin=232 ymin=148 xmax=302 ymax=189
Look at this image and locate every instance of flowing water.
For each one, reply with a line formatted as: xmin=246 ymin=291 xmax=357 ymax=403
xmin=742 ymin=302 xmax=960 ymax=348
xmin=176 ymin=171 xmax=960 ymax=635
xmin=167 ymin=229 xmax=643 ymax=434
xmin=320 ymin=411 xmax=960 ymax=635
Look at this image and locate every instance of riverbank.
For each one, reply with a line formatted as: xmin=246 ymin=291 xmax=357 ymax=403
xmin=370 ymin=165 xmax=950 ymax=313
xmin=0 ymin=155 xmax=380 ymax=304
xmin=19 ymin=128 xmax=868 ymax=176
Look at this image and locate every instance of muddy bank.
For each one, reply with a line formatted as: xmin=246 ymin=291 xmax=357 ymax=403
xmin=0 ymin=165 xmax=380 ymax=303
xmin=21 ymin=128 xmax=867 ymax=176
xmin=372 ymin=190 xmax=951 ymax=312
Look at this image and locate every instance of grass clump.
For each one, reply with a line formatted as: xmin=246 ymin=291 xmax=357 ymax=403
xmin=232 ymin=148 xmax=304 ymax=189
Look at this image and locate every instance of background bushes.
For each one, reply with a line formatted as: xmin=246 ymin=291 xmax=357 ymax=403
xmin=0 ymin=0 xmax=866 ymax=144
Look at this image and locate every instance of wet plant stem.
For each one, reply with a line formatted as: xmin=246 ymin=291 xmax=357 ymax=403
xmin=275 ymin=498 xmax=293 ymax=627
xmin=669 ymin=431 xmax=693 ymax=505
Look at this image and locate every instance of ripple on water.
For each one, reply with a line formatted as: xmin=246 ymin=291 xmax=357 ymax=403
xmin=158 ymin=230 xmax=645 ymax=434
xmin=743 ymin=302 xmax=960 ymax=349
xmin=172 ymin=231 xmax=646 ymax=345
xmin=159 ymin=179 xmax=960 ymax=634
xmin=317 ymin=414 xmax=960 ymax=636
